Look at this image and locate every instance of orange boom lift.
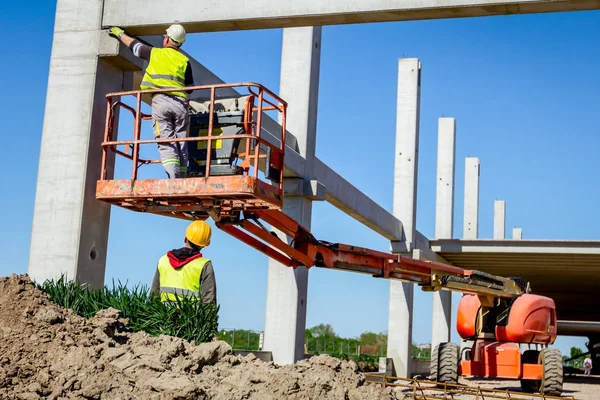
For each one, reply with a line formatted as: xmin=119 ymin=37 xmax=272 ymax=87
xmin=95 ymin=83 xmax=562 ymax=395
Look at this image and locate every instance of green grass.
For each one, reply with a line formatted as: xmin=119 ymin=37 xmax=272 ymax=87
xmin=35 ymin=275 xmax=219 ymax=344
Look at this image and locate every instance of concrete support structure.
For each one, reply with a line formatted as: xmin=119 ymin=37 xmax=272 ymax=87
xmin=388 ymin=58 xmax=421 ymax=378
xmin=103 ymin=0 xmax=600 ymax=34
xmin=432 ymin=117 xmax=456 ymax=350
xmin=463 ymin=157 xmax=480 ymax=239
xmin=494 ymin=200 xmax=506 ymax=240
xmin=28 ymin=0 xmax=133 ymax=286
xmin=513 ymin=228 xmax=523 ymax=240
xmin=263 ymin=27 xmax=321 ymax=365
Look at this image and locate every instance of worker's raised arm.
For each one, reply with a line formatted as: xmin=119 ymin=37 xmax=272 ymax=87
xmin=109 ymin=27 xmax=152 ymax=61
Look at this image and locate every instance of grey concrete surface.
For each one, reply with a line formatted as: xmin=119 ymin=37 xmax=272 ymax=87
xmin=28 ymin=0 xmax=126 ymax=287
xmin=263 ymin=27 xmax=321 ymax=365
xmin=102 ymin=0 xmax=600 ymax=34
xmin=387 ymin=58 xmax=421 ymax=378
xmin=463 ymin=157 xmax=480 ymax=239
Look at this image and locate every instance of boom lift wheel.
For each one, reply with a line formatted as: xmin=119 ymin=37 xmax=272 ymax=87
xmin=520 ymin=348 xmax=563 ymax=395
xmin=430 ymin=342 xmax=459 ymax=386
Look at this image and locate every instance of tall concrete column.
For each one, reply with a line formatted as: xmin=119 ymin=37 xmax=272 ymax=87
xmin=432 ymin=117 xmax=456 ymax=350
xmin=28 ymin=0 xmax=125 ymax=287
xmin=463 ymin=157 xmax=480 ymax=239
xmin=263 ymin=26 xmax=321 ymax=365
xmin=388 ymin=58 xmax=421 ymax=378
xmin=494 ymin=200 xmax=506 ymax=239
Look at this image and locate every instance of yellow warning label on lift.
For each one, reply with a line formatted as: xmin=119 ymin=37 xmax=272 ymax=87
xmin=197 ymin=128 xmax=223 ymax=150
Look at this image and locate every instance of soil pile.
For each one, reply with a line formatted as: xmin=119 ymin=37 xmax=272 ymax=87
xmin=0 ymin=274 xmax=402 ymax=399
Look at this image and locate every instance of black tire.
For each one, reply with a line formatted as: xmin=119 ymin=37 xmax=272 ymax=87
xmin=540 ymin=348 xmax=563 ymax=396
xmin=433 ymin=342 xmax=459 ymax=386
xmin=519 ymin=348 xmax=563 ymax=396
xmin=520 ymin=350 xmax=541 ymax=393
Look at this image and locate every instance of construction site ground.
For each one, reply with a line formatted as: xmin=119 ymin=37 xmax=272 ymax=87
xmin=457 ymin=376 xmax=600 ymax=400
xmin=1 ymin=273 xmax=598 ymax=400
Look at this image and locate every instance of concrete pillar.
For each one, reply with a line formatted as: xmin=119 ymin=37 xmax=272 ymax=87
xmin=432 ymin=117 xmax=456 ymax=350
xmin=28 ymin=0 xmax=125 ymax=287
xmin=513 ymin=228 xmax=523 ymax=240
xmin=434 ymin=118 xmax=456 ymax=239
xmin=388 ymin=58 xmax=421 ymax=378
xmin=263 ymin=26 xmax=321 ymax=365
xmin=463 ymin=157 xmax=480 ymax=239
xmin=494 ymin=200 xmax=506 ymax=240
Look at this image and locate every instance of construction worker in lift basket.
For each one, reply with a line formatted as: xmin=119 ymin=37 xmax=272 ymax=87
xmin=150 ymin=220 xmax=217 ymax=304
xmin=108 ymin=24 xmax=194 ymax=179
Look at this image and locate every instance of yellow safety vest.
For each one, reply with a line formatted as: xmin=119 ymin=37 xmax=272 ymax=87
xmin=157 ymin=255 xmax=210 ymax=302
xmin=140 ymin=47 xmax=189 ymax=98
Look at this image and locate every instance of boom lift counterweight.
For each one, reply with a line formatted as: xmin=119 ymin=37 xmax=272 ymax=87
xmin=95 ymin=83 xmax=562 ymax=396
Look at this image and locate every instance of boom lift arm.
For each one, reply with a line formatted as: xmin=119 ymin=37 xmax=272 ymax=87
xmin=215 ymin=208 xmax=527 ymax=301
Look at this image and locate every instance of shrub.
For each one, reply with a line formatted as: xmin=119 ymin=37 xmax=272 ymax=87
xmin=35 ymin=275 xmax=219 ymax=344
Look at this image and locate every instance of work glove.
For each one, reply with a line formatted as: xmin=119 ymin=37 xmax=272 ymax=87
xmin=108 ymin=26 xmax=125 ymax=39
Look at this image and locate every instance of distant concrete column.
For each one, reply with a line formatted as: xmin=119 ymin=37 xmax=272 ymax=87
xmin=263 ymin=26 xmax=321 ymax=365
xmin=463 ymin=157 xmax=480 ymax=239
xmin=432 ymin=117 xmax=456 ymax=351
xmin=494 ymin=200 xmax=506 ymax=239
xmin=513 ymin=228 xmax=523 ymax=240
xmin=28 ymin=0 xmax=125 ymax=287
xmin=388 ymin=58 xmax=421 ymax=378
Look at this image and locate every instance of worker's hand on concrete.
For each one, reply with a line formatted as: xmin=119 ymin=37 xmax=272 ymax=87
xmin=108 ymin=26 xmax=125 ymax=39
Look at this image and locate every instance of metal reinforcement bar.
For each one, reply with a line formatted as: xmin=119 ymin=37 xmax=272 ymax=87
xmin=363 ymin=374 xmax=574 ymax=400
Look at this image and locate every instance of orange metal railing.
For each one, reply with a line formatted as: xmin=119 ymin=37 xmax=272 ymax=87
xmin=99 ymin=82 xmax=287 ymax=195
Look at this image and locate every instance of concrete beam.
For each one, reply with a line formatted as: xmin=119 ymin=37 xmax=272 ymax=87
xmin=463 ymin=157 xmax=480 ymax=239
xmin=102 ymin=0 xmax=600 ymax=34
xmin=263 ymin=27 xmax=321 ymax=365
xmin=414 ymin=232 xmax=451 ymax=264
xmin=494 ymin=200 xmax=506 ymax=240
xmin=29 ymin=0 xmax=127 ymax=287
xmin=429 ymin=239 xmax=600 ymax=254
xmin=387 ymin=58 xmax=421 ymax=379
xmin=432 ymin=117 xmax=456 ymax=350
xmin=513 ymin=227 xmax=523 ymax=240
xmin=315 ymin=159 xmax=403 ymax=241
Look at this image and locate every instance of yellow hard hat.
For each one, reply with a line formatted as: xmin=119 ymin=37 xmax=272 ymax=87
xmin=186 ymin=220 xmax=211 ymax=247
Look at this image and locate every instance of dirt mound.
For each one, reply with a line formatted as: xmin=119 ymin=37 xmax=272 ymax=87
xmin=0 ymin=274 xmax=402 ymax=399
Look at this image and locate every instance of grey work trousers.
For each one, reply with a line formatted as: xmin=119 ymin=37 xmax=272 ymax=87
xmin=152 ymin=94 xmax=189 ymax=179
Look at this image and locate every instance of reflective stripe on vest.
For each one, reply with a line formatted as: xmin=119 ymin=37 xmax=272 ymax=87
xmin=141 ymin=48 xmax=189 ymax=98
xmin=157 ymin=255 xmax=209 ymax=302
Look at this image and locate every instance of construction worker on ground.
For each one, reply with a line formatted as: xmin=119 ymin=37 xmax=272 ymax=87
xmin=108 ymin=24 xmax=194 ymax=179
xmin=150 ymin=220 xmax=217 ymax=304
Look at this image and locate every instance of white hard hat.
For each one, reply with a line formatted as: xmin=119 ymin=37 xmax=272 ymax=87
xmin=166 ymin=24 xmax=186 ymax=45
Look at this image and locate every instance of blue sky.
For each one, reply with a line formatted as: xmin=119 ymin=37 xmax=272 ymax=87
xmin=1 ymin=2 xmax=599 ymax=356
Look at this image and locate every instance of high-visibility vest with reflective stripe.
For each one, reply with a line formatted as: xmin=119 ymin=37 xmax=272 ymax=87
xmin=141 ymin=48 xmax=189 ymax=98
xmin=157 ymin=255 xmax=209 ymax=302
